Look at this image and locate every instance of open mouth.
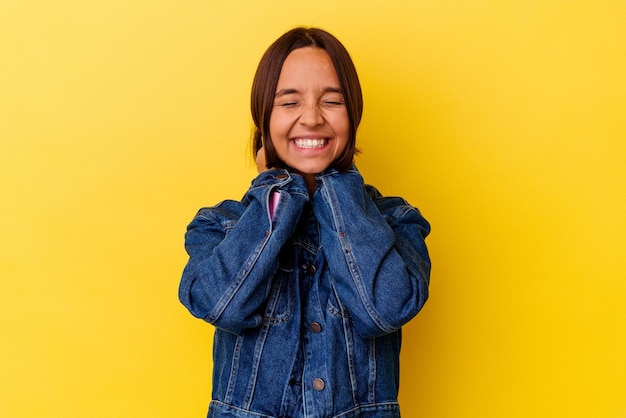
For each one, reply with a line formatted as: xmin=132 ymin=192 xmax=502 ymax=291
xmin=292 ymin=138 xmax=329 ymax=149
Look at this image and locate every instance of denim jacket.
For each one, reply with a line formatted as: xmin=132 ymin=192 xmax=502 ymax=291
xmin=179 ymin=167 xmax=431 ymax=418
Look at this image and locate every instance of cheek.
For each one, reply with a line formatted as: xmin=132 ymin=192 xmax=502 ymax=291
xmin=269 ymin=113 xmax=292 ymax=139
xmin=332 ymin=113 xmax=351 ymax=140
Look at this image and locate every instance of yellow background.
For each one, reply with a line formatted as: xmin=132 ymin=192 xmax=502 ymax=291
xmin=1 ymin=1 xmax=625 ymax=417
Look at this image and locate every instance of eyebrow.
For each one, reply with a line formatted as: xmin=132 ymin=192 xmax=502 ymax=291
xmin=274 ymin=87 xmax=343 ymax=97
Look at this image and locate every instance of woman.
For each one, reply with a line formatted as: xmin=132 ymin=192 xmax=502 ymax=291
xmin=179 ymin=27 xmax=431 ymax=418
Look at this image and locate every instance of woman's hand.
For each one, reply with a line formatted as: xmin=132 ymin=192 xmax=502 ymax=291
xmin=256 ymin=147 xmax=267 ymax=173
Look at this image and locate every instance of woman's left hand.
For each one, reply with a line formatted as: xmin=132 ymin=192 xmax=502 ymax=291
xmin=256 ymin=147 xmax=267 ymax=173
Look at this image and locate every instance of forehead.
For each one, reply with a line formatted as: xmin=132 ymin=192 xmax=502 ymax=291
xmin=276 ymin=47 xmax=340 ymax=87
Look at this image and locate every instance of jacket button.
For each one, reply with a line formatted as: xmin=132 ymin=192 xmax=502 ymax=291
xmin=276 ymin=173 xmax=288 ymax=180
xmin=301 ymin=263 xmax=316 ymax=275
xmin=312 ymin=378 xmax=325 ymax=391
xmin=309 ymin=322 xmax=322 ymax=333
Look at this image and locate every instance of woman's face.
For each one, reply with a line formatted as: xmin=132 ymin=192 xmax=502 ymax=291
xmin=269 ymin=47 xmax=350 ymax=178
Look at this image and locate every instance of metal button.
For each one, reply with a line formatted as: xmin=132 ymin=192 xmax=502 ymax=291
xmin=307 ymin=264 xmax=316 ymax=275
xmin=309 ymin=322 xmax=322 ymax=333
xmin=312 ymin=378 xmax=325 ymax=391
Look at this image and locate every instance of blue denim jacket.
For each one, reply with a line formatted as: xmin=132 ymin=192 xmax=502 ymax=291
xmin=179 ymin=167 xmax=431 ymax=418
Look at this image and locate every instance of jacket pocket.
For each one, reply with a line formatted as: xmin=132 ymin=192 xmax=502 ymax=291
xmin=326 ymin=275 xmax=351 ymax=319
xmin=327 ymin=298 xmax=351 ymax=318
xmin=262 ymin=266 xmax=295 ymax=325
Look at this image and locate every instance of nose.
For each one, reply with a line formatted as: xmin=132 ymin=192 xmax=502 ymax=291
xmin=299 ymin=103 xmax=324 ymax=127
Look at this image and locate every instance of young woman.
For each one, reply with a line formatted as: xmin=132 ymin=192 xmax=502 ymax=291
xmin=179 ymin=27 xmax=431 ymax=418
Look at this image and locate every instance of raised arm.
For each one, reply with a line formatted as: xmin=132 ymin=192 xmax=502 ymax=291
xmin=313 ymin=168 xmax=431 ymax=338
xmin=179 ymin=170 xmax=309 ymax=334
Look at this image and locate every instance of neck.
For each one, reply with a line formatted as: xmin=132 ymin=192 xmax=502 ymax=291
xmin=302 ymin=173 xmax=317 ymax=195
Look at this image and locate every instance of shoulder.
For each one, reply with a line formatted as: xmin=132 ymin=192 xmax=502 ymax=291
xmin=188 ymin=199 xmax=246 ymax=230
xmin=365 ymin=185 xmax=430 ymax=230
xmin=365 ymin=184 xmax=411 ymax=214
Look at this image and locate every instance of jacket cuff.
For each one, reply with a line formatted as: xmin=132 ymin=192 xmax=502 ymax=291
xmin=251 ymin=169 xmax=309 ymax=195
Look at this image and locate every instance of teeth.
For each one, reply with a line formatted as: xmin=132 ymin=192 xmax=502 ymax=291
xmin=293 ymin=138 xmax=328 ymax=149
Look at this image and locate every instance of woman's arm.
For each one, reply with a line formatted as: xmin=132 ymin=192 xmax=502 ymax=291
xmin=179 ymin=170 xmax=309 ymax=334
xmin=313 ymin=168 xmax=431 ymax=338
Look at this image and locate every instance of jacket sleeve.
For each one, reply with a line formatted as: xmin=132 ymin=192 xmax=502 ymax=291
xmin=313 ymin=168 xmax=431 ymax=338
xmin=179 ymin=170 xmax=309 ymax=334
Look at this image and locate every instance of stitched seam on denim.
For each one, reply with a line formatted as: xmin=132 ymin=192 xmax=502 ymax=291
xmin=331 ymin=279 xmax=359 ymax=406
xmin=323 ymin=177 xmax=394 ymax=334
xmin=263 ymin=252 xmax=296 ymax=325
xmin=368 ymin=337 xmax=376 ymax=403
xmin=264 ymin=187 xmax=276 ymax=225
xmin=205 ymin=228 xmax=272 ymax=325
xmin=209 ymin=400 xmax=275 ymax=417
xmin=327 ymin=304 xmax=350 ymax=318
xmin=331 ymin=402 xmax=400 ymax=418
xmin=242 ymin=323 xmax=271 ymax=410
xmin=224 ymin=334 xmax=244 ymax=404
xmin=243 ymin=277 xmax=282 ymax=409
xmin=262 ymin=272 xmax=294 ymax=325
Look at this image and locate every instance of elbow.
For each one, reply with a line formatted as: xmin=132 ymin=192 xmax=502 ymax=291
xmin=178 ymin=276 xmax=212 ymax=322
xmin=403 ymin=270 xmax=430 ymax=323
xmin=179 ymin=275 xmax=262 ymax=335
xmin=357 ymin=274 xmax=430 ymax=339
xmin=205 ymin=311 xmax=263 ymax=335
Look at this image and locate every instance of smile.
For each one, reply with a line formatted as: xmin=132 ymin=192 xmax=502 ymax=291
xmin=293 ymin=138 xmax=329 ymax=149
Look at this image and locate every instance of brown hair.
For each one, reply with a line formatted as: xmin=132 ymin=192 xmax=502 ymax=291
xmin=251 ymin=27 xmax=363 ymax=171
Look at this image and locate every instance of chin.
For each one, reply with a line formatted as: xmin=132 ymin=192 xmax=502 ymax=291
xmin=295 ymin=165 xmax=331 ymax=175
